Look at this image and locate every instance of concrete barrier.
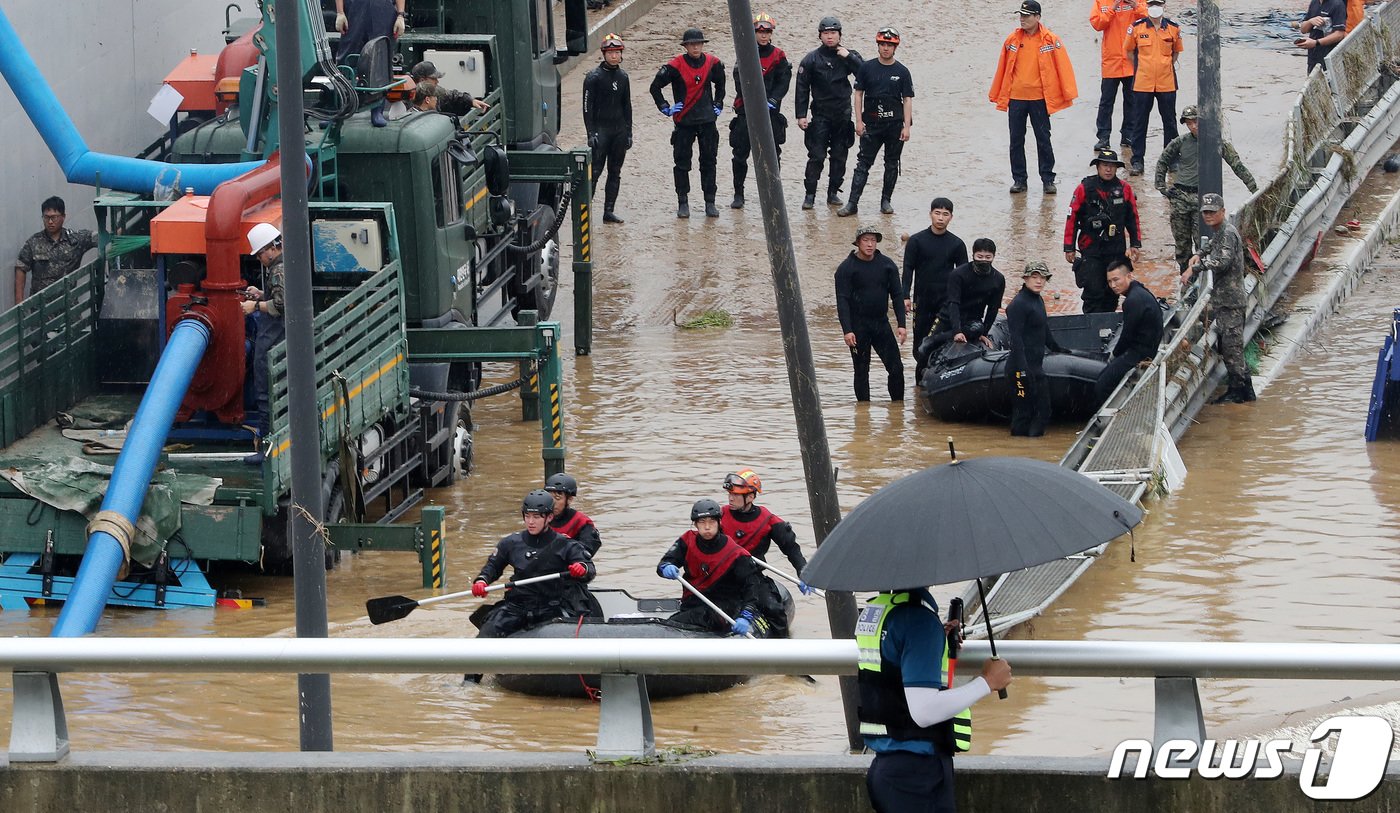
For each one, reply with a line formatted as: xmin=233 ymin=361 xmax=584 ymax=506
xmin=3 ymin=753 xmax=1398 ymax=812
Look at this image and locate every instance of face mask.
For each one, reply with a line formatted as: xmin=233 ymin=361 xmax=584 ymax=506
xmin=1148 ymin=6 xmax=1164 ymax=18
xmin=973 ymin=261 xmax=993 ymax=274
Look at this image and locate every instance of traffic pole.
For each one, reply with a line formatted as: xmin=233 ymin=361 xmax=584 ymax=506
xmin=726 ymin=0 xmax=862 ymax=750
xmin=273 ymin=0 xmax=333 ymax=751
xmin=1198 ymin=0 xmax=1223 ymax=237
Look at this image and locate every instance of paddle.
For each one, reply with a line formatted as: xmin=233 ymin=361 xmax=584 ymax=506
xmin=366 ymin=571 xmax=567 ymax=625
xmin=675 ymin=574 xmax=755 ymax=639
xmin=751 ymin=557 xmax=825 ymax=598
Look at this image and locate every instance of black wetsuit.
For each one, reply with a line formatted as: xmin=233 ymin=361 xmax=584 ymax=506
xmin=1095 ymin=279 xmax=1163 ymax=402
xmin=650 ymin=53 xmax=727 ymax=203
xmin=474 ymin=528 xmax=595 ymax=638
xmin=835 ymin=249 xmax=907 ymax=401
xmin=730 ymin=43 xmax=792 ymax=196
xmin=848 ymin=57 xmax=915 ymax=206
xmin=582 ymin=61 xmax=633 ymax=214
xmin=794 ymin=44 xmax=864 ymax=198
xmin=901 ymin=229 xmax=968 ymax=379
xmin=657 ymin=532 xmax=785 ymax=637
xmin=1006 ymin=285 xmax=1063 ymax=437
xmin=922 ymin=261 xmax=1006 ymax=359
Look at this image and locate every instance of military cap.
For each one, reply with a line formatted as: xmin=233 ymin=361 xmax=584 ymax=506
xmin=1200 ymin=193 xmax=1225 ymax=212
xmin=852 ymin=224 xmax=884 ymax=246
xmin=410 ymin=61 xmax=444 ymax=80
xmin=1180 ymin=106 xmax=1199 ymax=122
xmin=1022 ymin=260 xmax=1053 ymax=278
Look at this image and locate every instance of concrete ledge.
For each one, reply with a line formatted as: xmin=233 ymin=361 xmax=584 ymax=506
xmin=5 ymin=753 xmax=1400 ymax=812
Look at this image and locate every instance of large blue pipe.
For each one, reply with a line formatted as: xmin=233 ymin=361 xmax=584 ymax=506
xmin=51 ymin=319 xmax=212 ymax=637
xmin=0 ymin=6 xmax=263 ymax=195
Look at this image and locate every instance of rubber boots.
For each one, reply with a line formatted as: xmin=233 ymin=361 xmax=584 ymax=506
xmin=1237 ymin=374 xmax=1257 ymax=402
xmin=838 ymin=172 xmax=865 ymax=217
xmin=370 ymin=103 xmax=388 ymax=128
xmin=801 ymin=193 xmax=816 ymax=210
xmin=704 ymin=198 xmax=720 ymax=218
xmin=677 ymin=197 xmax=690 ymax=219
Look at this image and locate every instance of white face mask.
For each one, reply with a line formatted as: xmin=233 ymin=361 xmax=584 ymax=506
xmin=1147 ymin=5 xmax=1165 ymax=18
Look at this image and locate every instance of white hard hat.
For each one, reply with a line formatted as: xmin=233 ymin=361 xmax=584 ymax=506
xmin=247 ymin=222 xmax=282 ymax=254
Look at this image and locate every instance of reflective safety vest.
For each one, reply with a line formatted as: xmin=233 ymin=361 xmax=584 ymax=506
xmin=855 ymin=592 xmax=972 ymax=752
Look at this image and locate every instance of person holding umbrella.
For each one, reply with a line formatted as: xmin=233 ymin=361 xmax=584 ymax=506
xmin=657 ymin=499 xmax=784 ymax=637
xmin=799 ymin=447 xmax=1144 ymax=810
xmin=857 ymin=587 xmax=1011 ymax=811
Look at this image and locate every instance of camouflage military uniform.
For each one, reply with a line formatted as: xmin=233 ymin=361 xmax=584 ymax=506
xmin=430 ymin=85 xmax=480 ymax=117
xmin=15 ymin=228 xmax=97 ymax=294
xmin=1198 ymin=219 xmax=1248 ymax=380
xmin=1155 ymin=133 xmax=1257 ymax=271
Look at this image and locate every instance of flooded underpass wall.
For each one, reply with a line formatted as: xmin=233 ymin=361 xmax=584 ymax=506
xmin=4 ymin=754 xmax=1400 ymax=812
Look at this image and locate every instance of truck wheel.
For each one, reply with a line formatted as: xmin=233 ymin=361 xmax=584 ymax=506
xmin=453 ymin=409 xmax=474 ymax=479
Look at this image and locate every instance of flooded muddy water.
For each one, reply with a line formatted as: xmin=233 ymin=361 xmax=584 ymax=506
xmin=2 ymin=1 xmax=1397 ymax=758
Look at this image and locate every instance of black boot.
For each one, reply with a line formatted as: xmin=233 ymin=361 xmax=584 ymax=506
xmin=677 ymin=198 xmax=690 ymax=218
xmin=827 ymin=190 xmax=844 ymax=207
xmin=731 ymin=192 xmax=744 ymax=209
xmin=1212 ymin=375 xmax=1242 ymax=405
xmin=802 ymin=193 xmax=816 ymax=210
xmin=370 ymin=104 xmax=388 ymax=128
xmin=880 ymin=198 xmax=894 ymax=215
xmin=1237 ymin=374 xmax=1257 ymax=402
xmin=839 ymin=171 xmax=866 ymax=217
xmin=705 ymin=198 xmax=720 ymax=218
xmin=603 ymin=209 xmax=624 ymax=224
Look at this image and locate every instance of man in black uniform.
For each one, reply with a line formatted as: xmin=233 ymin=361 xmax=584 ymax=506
xmin=920 ymin=238 xmax=1006 ymax=361
xmin=470 ymin=490 xmax=596 ymax=639
xmin=837 ymin=27 xmax=914 ymax=218
xmin=794 ymin=17 xmax=864 ymax=210
xmin=1094 ymin=259 xmax=1164 ymax=402
xmin=902 ymin=198 xmax=968 ymax=382
xmin=1064 ymin=148 xmax=1142 ymax=313
xmin=730 ymin=13 xmax=791 ymax=210
xmin=1006 ymin=261 xmax=1063 ymax=437
xmin=583 ymin=33 xmax=633 ymax=225
xmin=836 ymin=224 xmax=908 ymax=402
xmin=658 ymin=499 xmax=783 ymax=637
xmin=650 ymin=28 xmax=727 ymax=219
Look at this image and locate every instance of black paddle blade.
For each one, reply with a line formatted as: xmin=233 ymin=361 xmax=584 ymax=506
xmin=366 ymin=595 xmax=418 ymax=625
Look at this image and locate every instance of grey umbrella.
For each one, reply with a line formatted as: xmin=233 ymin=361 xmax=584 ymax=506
xmin=802 ymin=445 xmax=1141 ymax=696
xmin=803 ymin=452 xmax=1141 ymax=591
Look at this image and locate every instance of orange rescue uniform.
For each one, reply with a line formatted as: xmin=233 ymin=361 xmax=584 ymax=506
xmin=1124 ymin=16 xmax=1183 ymax=93
xmin=989 ymin=25 xmax=1078 ymax=114
xmin=1090 ymin=0 xmax=1148 ymax=79
xmin=1345 ymin=0 xmax=1364 ymax=31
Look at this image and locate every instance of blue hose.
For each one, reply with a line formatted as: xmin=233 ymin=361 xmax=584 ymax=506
xmin=51 ymin=319 xmax=212 ymax=637
xmin=0 ymin=7 xmax=263 ymax=195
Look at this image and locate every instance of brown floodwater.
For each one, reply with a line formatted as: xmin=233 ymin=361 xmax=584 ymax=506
xmin=2 ymin=0 xmax=1397 ymax=757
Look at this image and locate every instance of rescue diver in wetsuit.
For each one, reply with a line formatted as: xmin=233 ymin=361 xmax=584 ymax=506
xmin=720 ymin=469 xmax=813 ymax=601
xmin=919 ymin=238 xmax=1006 ymax=364
xmin=470 ymin=490 xmax=596 ymax=639
xmin=657 ymin=499 xmax=784 ymax=637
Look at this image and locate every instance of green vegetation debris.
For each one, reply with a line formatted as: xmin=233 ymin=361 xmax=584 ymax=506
xmin=587 ymin=744 xmax=719 ymax=767
xmin=678 ymin=309 xmax=733 ymax=330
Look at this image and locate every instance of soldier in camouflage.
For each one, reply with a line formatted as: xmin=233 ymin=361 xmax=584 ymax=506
xmin=1182 ymin=193 xmax=1256 ymax=404
xmin=14 ymin=197 xmax=97 ymax=304
xmin=1155 ymin=106 xmax=1258 ymax=272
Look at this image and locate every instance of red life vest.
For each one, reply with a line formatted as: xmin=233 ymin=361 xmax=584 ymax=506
xmin=551 ymin=508 xmax=593 ymax=540
xmin=667 ymin=52 xmax=720 ymax=122
xmin=720 ymin=505 xmax=780 ymax=553
xmin=681 ymin=530 xmax=749 ymax=593
xmin=734 ymin=47 xmax=787 ymax=111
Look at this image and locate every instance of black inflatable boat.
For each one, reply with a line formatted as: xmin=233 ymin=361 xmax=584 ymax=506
xmin=919 ymin=312 xmax=1123 ymax=422
xmin=491 ymin=585 xmax=796 ymax=698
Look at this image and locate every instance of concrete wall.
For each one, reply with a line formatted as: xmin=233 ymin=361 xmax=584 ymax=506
xmin=3 ymin=753 xmax=1399 ymax=812
xmin=0 ymin=1 xmax=233 ymax=309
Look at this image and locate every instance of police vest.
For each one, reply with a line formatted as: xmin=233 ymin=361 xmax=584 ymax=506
xmin=856 ymin=592 xmax=972 ymax=752
xmin=720 ymin=505 xmax=780 ymax=553
xmin=681 ymin=531 xmax=748 ymax=593
xmin=734 ymin=47 xmax=786 ymax=111
xmin=1075 ymin=176 xmax=1132 ymax=253
xmin=551 ymin=508 xmax=594 ymax=540
xmin=667 ymin=53 xmax=720 ymax=122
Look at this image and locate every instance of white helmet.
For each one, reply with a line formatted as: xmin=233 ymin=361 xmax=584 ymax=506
xmin=247 ymin=222 xmax=282 ymax=254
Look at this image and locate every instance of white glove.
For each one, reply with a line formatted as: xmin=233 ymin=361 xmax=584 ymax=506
xmin=392 ymin=14 xmax=405 ymax=37
xmin=335 ymin=12 xmax=348 ymax=33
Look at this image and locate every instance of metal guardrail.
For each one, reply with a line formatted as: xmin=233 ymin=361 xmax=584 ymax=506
xmin=8 ymin=639 xmax=1400 ymax=763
